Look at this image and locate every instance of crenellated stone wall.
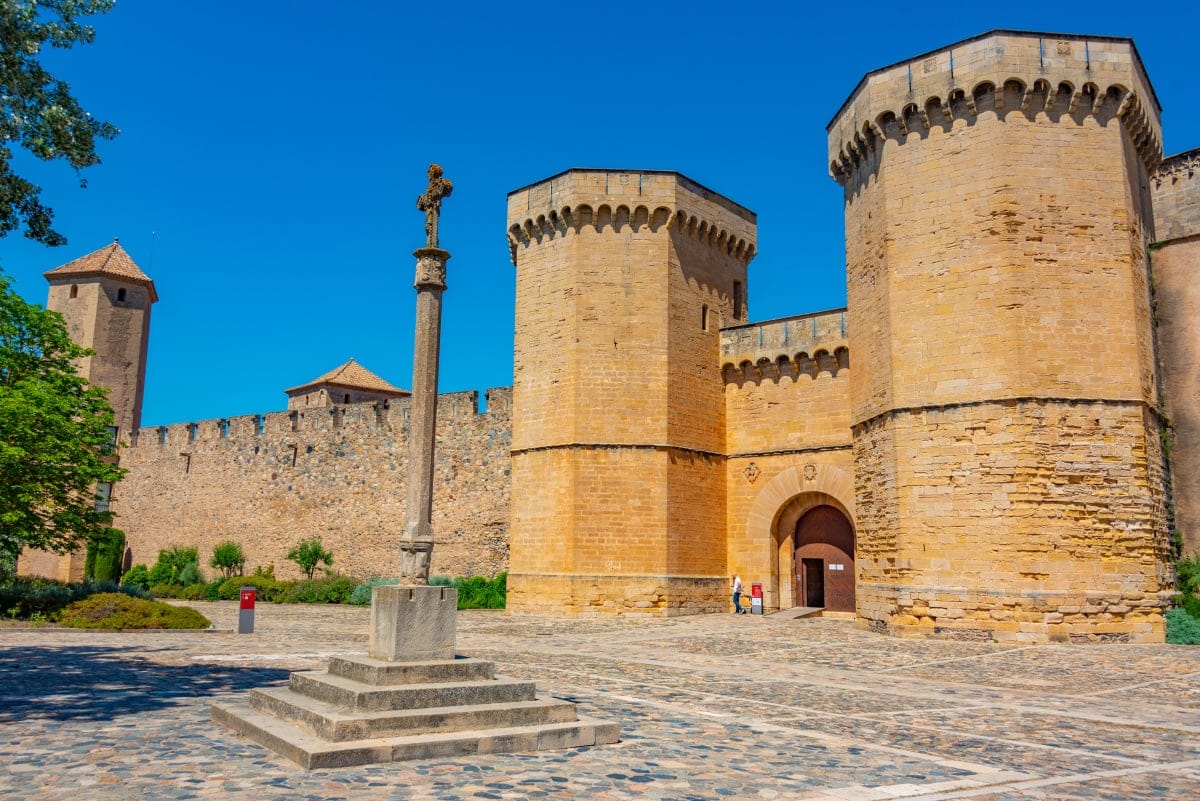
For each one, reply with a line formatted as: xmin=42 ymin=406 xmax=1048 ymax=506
xmin=1151 ymin=148 xmax=1200 ymax=556
xmin=112 ymin=388 xmax=512 ymax=582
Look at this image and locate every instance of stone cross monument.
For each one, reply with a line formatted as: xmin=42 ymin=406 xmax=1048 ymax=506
xmin=369 ymin=164 xmax=458 ymax=662
xmin=399 ymin=164 xmax=453 ymax=584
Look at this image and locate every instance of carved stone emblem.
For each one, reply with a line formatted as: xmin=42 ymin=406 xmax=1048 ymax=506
xmin=803 ymin=463 xmax=817 ymax=481
xmin=1056 ymin=41 xmax=1072 ymax=55
xmin=414 ymin=252 xmax=447 ymax=288
xmin=923 ymin=58 xmax=937 ymax=74
xmin=744 ymin=462 xmax=761 ymax=484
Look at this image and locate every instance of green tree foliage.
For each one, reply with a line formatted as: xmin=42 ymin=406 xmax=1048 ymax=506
xmin=146 ymin=545 xmax=198 ymax=586
xmin=0 ymin=0 xmax=118 ymax=246
xmin=209 ymin=540 xmax=245 ymax=579
xmin=286 ymin=537 xmax=332 ymax=580
xmin=83 ymin=525 xmax=123 ymax=582
xmin=0 ymin=274 xmax=125 ymax=567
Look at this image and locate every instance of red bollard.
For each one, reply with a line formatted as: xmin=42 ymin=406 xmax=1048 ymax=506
xmin=238 ymin=586 xmax=256 ymax=634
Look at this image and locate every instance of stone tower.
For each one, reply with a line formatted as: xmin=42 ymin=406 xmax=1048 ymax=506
xmin=506 ymin=170 xmax=756 ymax=615
xmin=828 ymin=32 xmax=1172 ymax=642
xmin=44 ymin=240 xmax=157 ymax=442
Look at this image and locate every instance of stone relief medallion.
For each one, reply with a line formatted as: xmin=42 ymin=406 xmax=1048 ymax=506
xmin=803 ymin=463 xmax=817 ymax=481
xmin=1056 ymin=41 xmax=1072 ymax=55
xmin=414 ymin=254 xmax=447 ymax=288
xmin=744 ymin=462 xmax=761 ymax=484
xmin=923 ymin=58 xmax=937 ymax=74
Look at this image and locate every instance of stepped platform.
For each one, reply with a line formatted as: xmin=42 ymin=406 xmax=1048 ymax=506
xmin=212 ymin=655 xmax=619 ymax=769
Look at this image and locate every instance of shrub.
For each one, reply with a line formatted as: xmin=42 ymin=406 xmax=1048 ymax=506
xmin=121 ymin=564 xmax=151 ymax=591
xmin=1166 ymin=608 xmax=1200 ymax=645
xmin=286 ymin=538 xmax=333 ymax=580
xmin=0 ymin=578 xmax=148 ymax=620
xmin=278 ymin=574 xmax=357 ymax=604
xmin=58 ymin=593 xmax=211 ymax=629
xmin=204 ymin=579 xmax=224 ymax=601
xmin=84 ymin=528 xmax=126 ymax=583
xmin=1174 ymin=554 xmax=1200 ymax=621
xmin=456 ymin=572 xmax=506 ymax=610
xmin=148 ymin=546 xmax=200 ymax=586
xmin=210 ymin=541 xmax=246 ymax=579
xmin=176 ymin=561 xmax=203 ymax=587
xmin=216 ymin=573 xmax=292 ymax=602
xmin=429 ymin=575 xmax=453 ymax=587
xmin=349 ymin=577 xmax=399 ymax=605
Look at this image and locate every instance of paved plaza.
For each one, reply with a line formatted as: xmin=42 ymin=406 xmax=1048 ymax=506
xmin=1 ymin=602 xmax=1198 ymax=800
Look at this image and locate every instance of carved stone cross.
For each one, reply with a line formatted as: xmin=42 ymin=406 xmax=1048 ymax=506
xmin=416 ymin=164 xmax=454 ymax=249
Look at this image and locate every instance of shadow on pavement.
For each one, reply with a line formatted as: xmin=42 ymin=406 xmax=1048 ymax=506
xmin=0 ymin=645 xmax=289 ymax=722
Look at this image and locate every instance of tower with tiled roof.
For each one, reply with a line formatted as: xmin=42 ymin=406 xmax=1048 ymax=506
xmin=44 ymin=239 xmax=157 ymax=440
xmin=284 ymin=358 xmax=410 ymax=409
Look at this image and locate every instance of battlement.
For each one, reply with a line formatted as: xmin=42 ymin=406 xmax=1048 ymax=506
xmin=828 ymin=31 xmax=1161 ymax=183
xmin=720 ymin=309 xmax=849 ymax=386
xmin=506 ymin=169 xmax=757 ymax=264
xmin=1153 ymin=148 xmax=1200 ymax=242
xmin=127 ymin=387 xmax=512 ymax=449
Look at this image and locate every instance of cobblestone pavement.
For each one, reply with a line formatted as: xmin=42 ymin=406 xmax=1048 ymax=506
xmin=1 ymin=603 xmax=1198 ymax=800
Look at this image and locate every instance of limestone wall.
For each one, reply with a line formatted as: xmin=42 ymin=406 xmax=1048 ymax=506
xmin=112 ymin=388 xmax=512 ymax=582
xmin=1151 ymin=148 xmax=1200 ymax=555
xmin=721 ymin=312 xmax=854 ymax=610
xmin=507 ymin=169 xmax=755 ymax=615
xmin=832 ymin=31 xmax=1171 ymax=642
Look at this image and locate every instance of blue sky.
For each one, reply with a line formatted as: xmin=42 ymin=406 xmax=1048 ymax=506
xmin=1 ymin=1 xmax=1195 ymax=427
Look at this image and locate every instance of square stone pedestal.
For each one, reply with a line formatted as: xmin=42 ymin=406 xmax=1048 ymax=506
xmin=370 ymin=585 xmax=457 ymax=661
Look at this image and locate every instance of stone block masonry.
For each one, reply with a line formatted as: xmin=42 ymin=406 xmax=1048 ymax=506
xmin=113 ymin=388 xmax=512 ymax=581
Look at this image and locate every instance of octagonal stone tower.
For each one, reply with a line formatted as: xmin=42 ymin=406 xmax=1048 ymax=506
xmin=506 ymin=170 xmax=756 ymax=615
xmin=828 ymin=32 xmax=1173 ymax=642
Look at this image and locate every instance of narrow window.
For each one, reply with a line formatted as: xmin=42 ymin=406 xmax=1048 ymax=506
xmin=255 ymin=415 xmax=265 ymax=435
xmin=732 ymin=281 xmax=744 ymax=320
xmin=105 ymin=426 xmax=119 ymax=448
xmin=158 ymin=426 xmax=168 ymax=444
xmin=289 ymin=410 xmax=298 ymax=431
xmin=188 ymin=423 xmax=198 ymax=441
xmin=95 ymin=483 xmax=112 ymax=513
xmin=220 ymin=419 xmax=230 ymax=438
xmin=69 ymin=284 xmax=78 ymax=299
xmin=343 ymin=393 xmax=350 ymax=404
xmin=117 ymin=288 xmax=127 ymax=302
xmin=701 ymin=304 xmax=709 ymax=331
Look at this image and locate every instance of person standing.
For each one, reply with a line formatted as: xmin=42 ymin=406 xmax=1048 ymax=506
xmin=732 ymin=574 xmax=745 ymax=614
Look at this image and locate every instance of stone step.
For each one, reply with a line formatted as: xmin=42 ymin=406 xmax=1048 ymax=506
xmin=327 ymin=655 xmax=495 ymax=686
xmin=249 ymin=685 xmax=579 ymax=741
xmin=212 ymin=700 xmax=621 ymax=769
xmin=289 ymin=670 xmax=537 ymax=711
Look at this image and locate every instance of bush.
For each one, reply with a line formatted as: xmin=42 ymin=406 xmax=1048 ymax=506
xmin=84 ymin=528 xmax=126 ymax=583
xmin=148 ymin=546 xmax=200 ymax=586
xmin=278 ymin=574 xmax=357 ymax=604
xmin=216 ymin=573 xmax=292 ymax=602
xmin=456 ymin=572 xmax=506 ymax=610
xmin=204 ymin=579 xmax=224 ymax=601
xmin=349 ymin=577 xmax=399 ymax=605
xmin=0 ymin=578 xmax=148 ymax=620
xmin=429 ymin=575 xmax=453 ymax=587
xmin=121 ymin=564 xmax=151 ymax=591
xmin=58 ymin=593 xmax=211 ymax=629
xmin=1166 ymin=608 xmax=1200 ymax=645
xmin=286 ymin=538 xmax=333 ymax=580
xmin=177 ymin=561 xmax=203 ymax=586
xmin=177 ymin=583 xmax=210 ymax=601
xmin=210 ymin=541 xmax=246 ymax=579
xmin=1174 ymin=554 xmax=1200 ymax=620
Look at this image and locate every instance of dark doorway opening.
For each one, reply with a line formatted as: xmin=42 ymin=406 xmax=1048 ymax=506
xmin=794 ymin=505 xmax=855 ymax=612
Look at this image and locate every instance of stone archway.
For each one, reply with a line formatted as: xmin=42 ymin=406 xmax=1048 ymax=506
xmin=794 ymin=505 xmax=855 ymax=611
xmin=746 ymin=464 xmax=855 ymax=611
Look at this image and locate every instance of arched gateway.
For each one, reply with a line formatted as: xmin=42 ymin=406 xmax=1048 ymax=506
xmin=746 ymin=464 xmax=856 ymax=612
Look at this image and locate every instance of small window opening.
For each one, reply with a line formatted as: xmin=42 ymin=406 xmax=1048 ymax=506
xmin=220 ymin=419 xmax=230 ymax=438
xmin=289 ymin=410 xmax=299 ymax=432
xmin=95 ymin=482 xmax=112 ymax=513
xmin=732 ymin=281 xmax=744 ymax=320
xmin=117 ymin=288 xmax=127 ymax=302
xmin=105 ymin=426 xmax=119 ymax=449
xmin=158 ymin=426 xmax=168 ymax=444
xmin=701 ymin=304 xmax=709 ymax=331
xmin=188 ymin=423 xmax=198 ymax=441
xmin=343 ymin=393 xmax=351 ymax=404
xmin=255 ymin=415 xmax=265 ymax=435
xmin=69 ymin=284 xmax=78 ymax=299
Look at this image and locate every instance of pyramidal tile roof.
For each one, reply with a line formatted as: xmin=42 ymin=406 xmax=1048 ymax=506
xmin=44 ymin=240 xmax=158 ymax=301
xmin=286 ymin=359 xmax=410 ymax=396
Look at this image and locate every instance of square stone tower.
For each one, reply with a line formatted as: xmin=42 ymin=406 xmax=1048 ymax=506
xmin=828 ymin=32 xmax=1172 ymax=642
xmin=506 ymin=170 xmax=756 ymax=614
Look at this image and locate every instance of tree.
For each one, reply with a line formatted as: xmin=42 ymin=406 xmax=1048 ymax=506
xmin=0 ymin=0 xmax=118 ymax=246
xmin=210 ymin=540 xmax=246 ymax=579
xmin=0 ymin=272 xmax=125 ymax=572
xmin=287 ymin=537 xmax=333 ymax=580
